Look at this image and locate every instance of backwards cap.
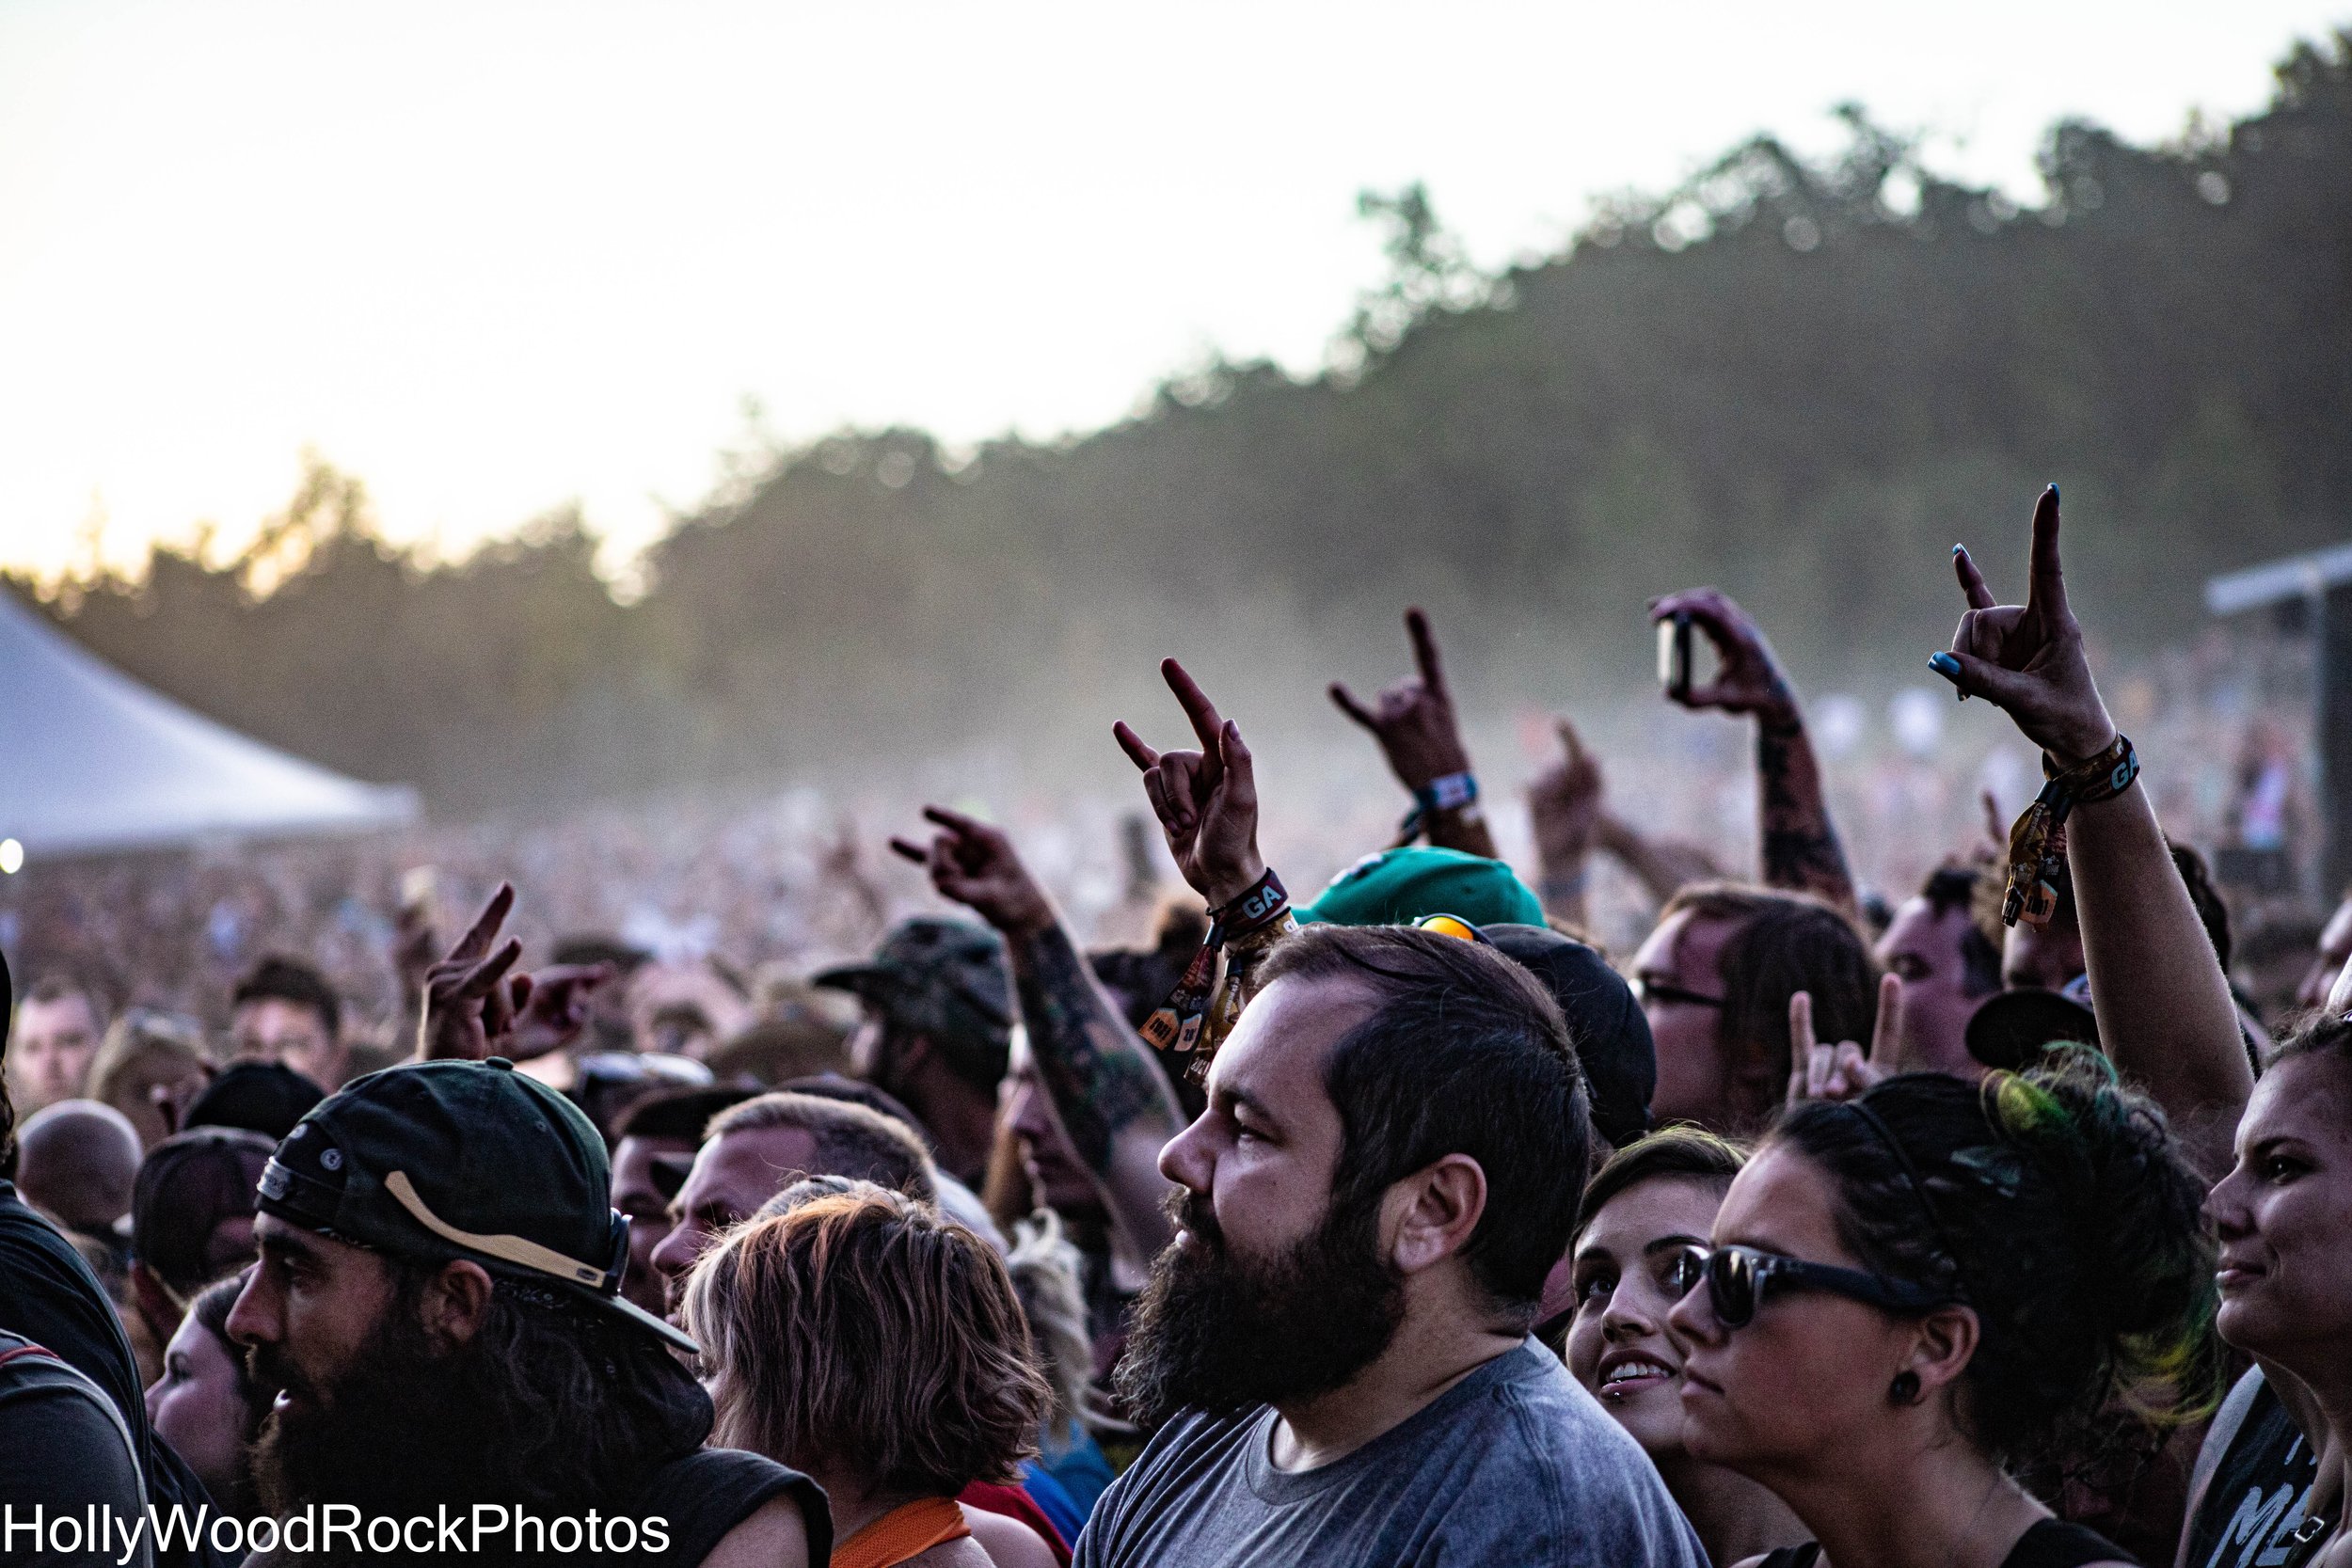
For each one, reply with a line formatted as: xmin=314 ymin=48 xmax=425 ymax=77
xmin=258 ymin=1056 xmax=695 ymax=1354
xmin=1297 ymin=847 xmax=1547 ymax=929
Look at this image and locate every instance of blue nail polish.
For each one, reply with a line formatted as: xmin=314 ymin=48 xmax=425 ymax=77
xmin=1929 ymin=652 xmax=1962 ymax=681
xmin=1951 ymin=544 xmax=1963 ymax=557
xmin=2048 ymin=483 xmax=2060 ymax=500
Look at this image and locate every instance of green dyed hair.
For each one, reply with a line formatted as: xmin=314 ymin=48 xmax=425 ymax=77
xmin=1774 ymin=1049 xmax=2222 ymax=1471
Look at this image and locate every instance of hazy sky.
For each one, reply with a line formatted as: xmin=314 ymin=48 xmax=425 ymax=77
xmin=1 ymin=1 xmax=2342 ymax=580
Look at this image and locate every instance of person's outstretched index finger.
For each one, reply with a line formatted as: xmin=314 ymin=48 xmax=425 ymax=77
xmin=1406 ymin=607 xmax=1448 ymax=697
xmin=2026 ymin=484 xmax=2068 ymax=620
xmin=887 ymin=837 xmax=930 ymax=865
xmin=1163 ymin=659 xmax=1226 ymax=786
xmin=921 ymin=803 xmax=989 ymax=841
xmin=1556 ymin=716 xmax=1589 ymax=768
xmin=1164 ymin=658 xmax=1226 ymax=749
xmin=455 ymin=937 xmax=523 ymax=1001
xmin=1953 ymin=544 xmax=1997 ymax=611
xmin=1113 ymin=721 xmax=1161 ymax=773
xmin=1869 ymin=972 xmax=1903 ymax=1063
xmin=1328 ymin=682 xmax=1380 ymax=732
xmin=449 ymin=882 xmax=515 ymax=964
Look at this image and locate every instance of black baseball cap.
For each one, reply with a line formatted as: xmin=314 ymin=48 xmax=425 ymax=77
xmin=257 ymin=1057 xmax=695 ymax=1354
xmin=1965 ymin=987 xmax=2099 ymax=1072
xmin=186 ymin=1060 xmax=327 ymax=1141
xmin=133 ymin=1127 xmax=277 ymax=1299
xmin=1484 ymin=925 xmax=1656 ymax=1148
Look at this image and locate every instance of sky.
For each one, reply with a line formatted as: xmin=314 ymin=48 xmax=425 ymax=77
xmin=0 ymin=0 xmax=2344 ymax=582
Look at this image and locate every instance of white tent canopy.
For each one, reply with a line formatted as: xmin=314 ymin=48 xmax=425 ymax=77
xmin=0 ymin=589 xmax=417 ymax=860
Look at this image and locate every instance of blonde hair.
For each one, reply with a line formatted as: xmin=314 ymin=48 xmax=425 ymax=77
xmin=682 ymin=1181 xmax=1048 ymax=1497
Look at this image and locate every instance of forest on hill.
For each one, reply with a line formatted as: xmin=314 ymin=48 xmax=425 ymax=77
xmin=22 ymin=31 xmax=2351 ymax=815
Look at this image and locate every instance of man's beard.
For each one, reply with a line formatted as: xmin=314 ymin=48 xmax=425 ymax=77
xmin=250 ymin=1290 xmax=522 ymax=1533
xmin=1114 ymin=1183 xmax=1405 ymax=1430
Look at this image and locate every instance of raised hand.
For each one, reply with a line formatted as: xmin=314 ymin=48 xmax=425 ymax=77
xmin=1786 ymin=974 xmax=1900 ymax=1105
xmin=1329 ymin=607 xmax=1473 ymax=791
xmin=418 ymin=883 xmax=529 ymax=1063
xmin=507 ymin=962 xmax=612 ymax=1062
xmin=1112 ymin=658 xmax=1265 ymax=909
xmin=1528 ymin=717 xmax=1606 ymax=866
xmin=1649 ymin=588 xmax=1799 ymax=723
xmin=890 ymin=806 xmax=1056 ymax=939
xmin=1934 ymin=485 xmax=2117 ymax=765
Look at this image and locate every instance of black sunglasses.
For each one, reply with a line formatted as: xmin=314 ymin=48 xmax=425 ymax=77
xmin=1693 ymin=1243 xmax=1954 ymax=1328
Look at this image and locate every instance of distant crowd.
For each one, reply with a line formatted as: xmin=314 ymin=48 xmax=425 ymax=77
xmin=4 ymin=487 xmax=2349 ymax=1568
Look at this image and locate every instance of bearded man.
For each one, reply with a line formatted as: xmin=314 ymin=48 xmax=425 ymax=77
xmin=226 ymin=1057 xmax=827 ymax=1568
xmin=1075 ymin=925 xmax=1706 ymax=1567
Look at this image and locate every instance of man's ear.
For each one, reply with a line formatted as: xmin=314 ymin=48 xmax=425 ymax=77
xmin=1904 ymin=1304 xmax=1980 ymax=1403
xmin=129 ymin=1261 xmax=181 ymax=1342
xmin=1383 ymin=1154 xmax=1489 ymax=1277
xmin=418 ymin=1259 xmax=496 ymax=1350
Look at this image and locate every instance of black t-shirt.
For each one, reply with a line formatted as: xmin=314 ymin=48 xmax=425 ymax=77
xmin=2180 ymin=1369 xmax=2318 ymax=1568
xmin=603 ymin=1448 xmax=832 ymax=1568
xmin=0 ymin=1180 xmax=233 ymax=1568
xmin=1760 ymin=1519 xmax=2137 ymax=1568
xmin=240 ymin=1449 xmax=831 ymax=1568
xmin=0 ymin=1330 xmax=151 ymax=1565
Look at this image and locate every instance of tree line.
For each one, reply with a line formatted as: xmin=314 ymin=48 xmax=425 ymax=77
xmin=20 ymin=32 xmax=2350 ymax=815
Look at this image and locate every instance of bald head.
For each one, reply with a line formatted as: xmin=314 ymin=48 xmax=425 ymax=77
xmin=18 ymin=1099 xmax=145 ymax=1232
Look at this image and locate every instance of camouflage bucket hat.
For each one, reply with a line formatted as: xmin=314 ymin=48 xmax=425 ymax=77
xmin=811 ymin=916 xmax=1012 ymax=1053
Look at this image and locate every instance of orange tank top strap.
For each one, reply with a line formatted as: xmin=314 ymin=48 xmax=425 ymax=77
xmin=830 ymin=1496 xmax=974 ymax=1568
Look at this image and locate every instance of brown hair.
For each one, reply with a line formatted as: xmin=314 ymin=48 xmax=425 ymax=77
xmin=1255 ymin=924 xmax=1589 ymax=1310
xmin=1574 ymin=1124 xmax=1750 ymax=1243
xmin=1658 ymin=882 xmax=1878 ymax=1126
xmin=705 ymin=1091 xmax=938 ymax=1203
xmin=682 ymin=1183 xmax=1048 ymax=1497
xmin=22 ymin=974 xmax=105 ymax=1023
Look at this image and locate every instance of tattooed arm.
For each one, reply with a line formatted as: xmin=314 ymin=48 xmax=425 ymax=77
xmin=1756 ymin=712 xmax=1857 ymax=912
xmin=895 ymin=808 xmax=1183 ymax=1255
xmin=1651 ymin=588 xmax=1857 ymax=917
xmin=1008 ymin=921 xmax=1183 ymax=1249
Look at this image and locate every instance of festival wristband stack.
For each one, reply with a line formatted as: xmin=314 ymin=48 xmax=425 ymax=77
xmin=1398 ymin=770 xmax=1480 ymax=841
xmin=2000 ymin=734 xmax=2139 ymax=927
xmin=1139 ymin=867 xmax=1296 ymax=1081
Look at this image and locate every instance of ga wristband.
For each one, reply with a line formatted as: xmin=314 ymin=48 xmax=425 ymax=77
xmin=1400 ymin=771 xmax=1480 ymax=841
xmin=1414 ymin=771 xmax=1480 ymax=814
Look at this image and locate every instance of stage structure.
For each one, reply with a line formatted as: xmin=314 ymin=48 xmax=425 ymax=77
xmin=2207 ymin=544 xmax=2352 ymax=900
xmin=0 ymin=588 xmax=417 ymax=862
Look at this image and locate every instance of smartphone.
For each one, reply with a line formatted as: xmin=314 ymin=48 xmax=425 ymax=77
xmin=1657 ymin=613 xmax=1693 ymax=698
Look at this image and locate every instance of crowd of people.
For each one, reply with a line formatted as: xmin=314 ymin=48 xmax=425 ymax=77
xmin=4 ymin=485 xmax=2350 ymax=1567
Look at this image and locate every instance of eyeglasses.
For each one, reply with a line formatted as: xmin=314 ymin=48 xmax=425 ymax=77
xmin=1692 ymin=1243 xmax=1954 ymax=1329
xmin=1631 ymin=977 xmax=1725 ymax=1009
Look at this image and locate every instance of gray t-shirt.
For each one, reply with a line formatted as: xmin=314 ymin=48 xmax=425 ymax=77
xmin=1073 ymin=1339 xmax=1708 ymax=1568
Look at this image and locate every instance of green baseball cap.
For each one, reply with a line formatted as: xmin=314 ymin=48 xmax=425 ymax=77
xmin=811 ymin=916 xmax=1012 ymax=1056
xmin=1297 ymin=846 xmax=1547 ymax=928
xmin=256 ymin=1057 xmax=695 ymax=1354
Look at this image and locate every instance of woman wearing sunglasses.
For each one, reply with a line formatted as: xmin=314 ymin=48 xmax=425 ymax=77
xmin=1562 ymin=1128 xmax=1807 ymax=1568
xmin=1668 ymin=1053 xmax=2219 ymax=1568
